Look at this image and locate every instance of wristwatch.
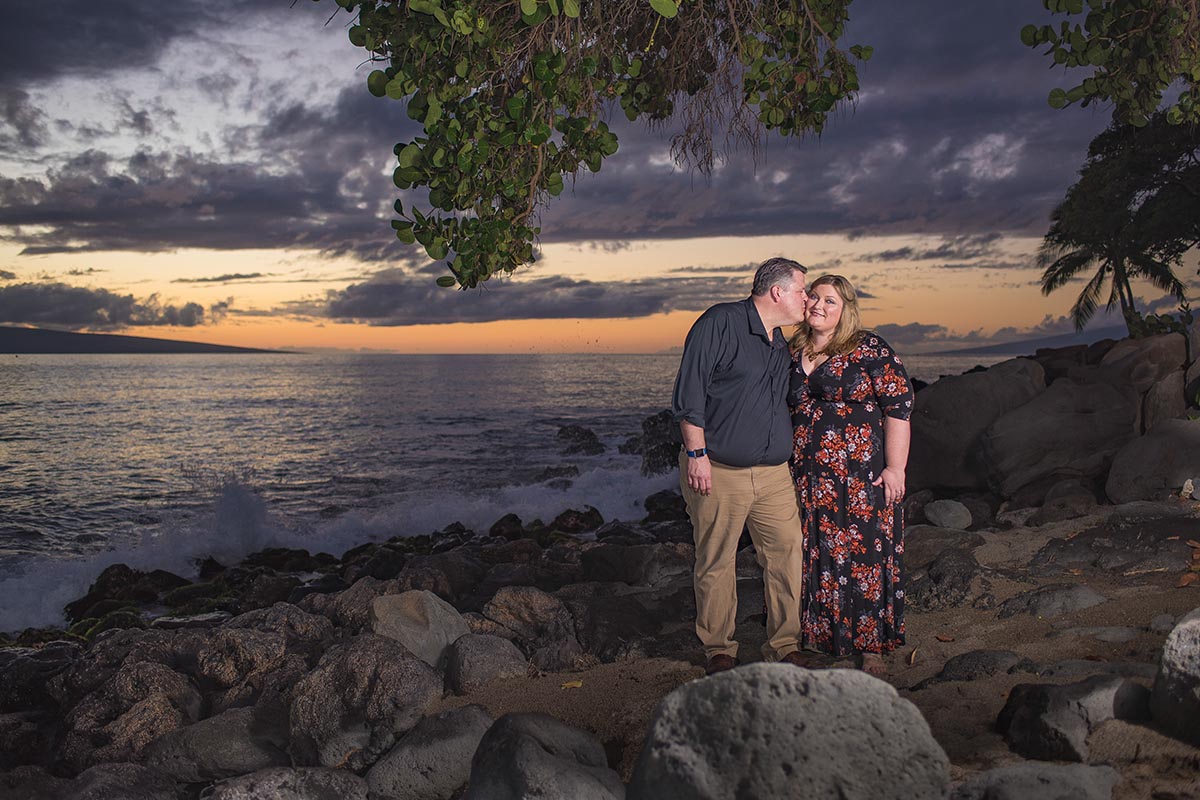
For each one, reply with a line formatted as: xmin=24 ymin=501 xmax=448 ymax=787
xmin=685 ymin=448 xmax=708 ymax=458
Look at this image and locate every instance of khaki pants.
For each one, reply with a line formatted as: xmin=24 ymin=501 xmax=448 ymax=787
xmin=680 ymin=453 xmax=804 ymax=661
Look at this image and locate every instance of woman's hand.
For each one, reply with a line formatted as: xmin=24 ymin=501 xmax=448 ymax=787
xmin=872 ymin=466 xmax=905 ymax=506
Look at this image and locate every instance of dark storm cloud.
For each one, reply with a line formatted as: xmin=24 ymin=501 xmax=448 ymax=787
xmin=0 ymin=89 xmax=47 ymax=149
xmin=874 ymin=322 xmax=952 ymax=347
xmin=0 ymin=282 xmax=218 ymax=329
xmin=0 ymin=0 xmax=1109 ymax=260
xmin=319 ymin=269 xmax=745 ymax=326
xmin=0 ymin=270 xmax=16 ymax=280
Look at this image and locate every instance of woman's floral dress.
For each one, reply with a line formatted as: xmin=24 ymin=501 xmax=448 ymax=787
xmin=789 ymin=331 xmax=914 ymax=656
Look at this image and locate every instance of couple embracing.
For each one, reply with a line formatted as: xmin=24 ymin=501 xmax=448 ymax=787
xmin=671 ymin=257 xmax=914 ymax=677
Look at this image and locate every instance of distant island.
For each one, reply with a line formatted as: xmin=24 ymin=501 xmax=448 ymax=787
xmin=0 ymin=326 xmax=286 ymax=354
xmin=919 ymin=324 xmax=1127 ymax=356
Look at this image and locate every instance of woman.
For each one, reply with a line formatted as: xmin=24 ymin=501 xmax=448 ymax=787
xmin=789 ymin=275 xmax=913 ymax=675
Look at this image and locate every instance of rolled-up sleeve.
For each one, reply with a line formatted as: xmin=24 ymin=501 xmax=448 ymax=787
xmin=671 ymin=313 xmax=724 ymax=429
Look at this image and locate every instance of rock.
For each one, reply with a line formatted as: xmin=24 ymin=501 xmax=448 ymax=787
xmin=1151 ymin=613 xmax=1177 ymax=633
xmin=482 ymin=586 xmax=583 ymax=671
xmin=489 ymin=513 xmax=525 ymax=540
xmin=287 ymin=634 xmax=442 ymax=771
xmin=209 ymin=653 xmax=310 ymax=715
xmin=0 ymin=711 xmax=51 ymax=770
xmin=643 ymin=489 xmax=687 ymax=522
xmin=907 ymin=548 xmax=989 ymax=611
xmin=981 ymin=378 xmax=1138 ymax=498
xmin=627 ymin=664 xmax=949 ymax=800
xmin=323 ymin=576 xmax=400 ymax=631
xmin=58 ymin=660 xmax=201 ymax=771
xmin=1143 ymin=370 xmax=1187 ymax=432
xmin=557 ymin=583 xmax=663 ymax=662
xmin=239 ymin=574 xmax=301 ymax=612
xmin=907 ymin=358 xmax=1045 ymax=492
xmin=628 ymin=409 xmax=682 ymax=476
xmin=1028 ymin=515 xmax=1197 ymax=577
xmin=221 ymin=602 xmax=334 ymax=648
xmin=1028 ymin=478 xmax=1099 ymax=526
xmin=396 ymin=551 xmax=487 ymax=606
xmin=580 ymin=542 xmax=693 ymax=587
xmin=465 ymin=712 xmax=624 ymax=800
xmin=0 ymin=640 xmax=83 ymax=712
xmin=65 ymin=565 xmax=191 ymax=623
xmin=1009 ymin=659 xmax=1157 ymax=681
xmin=1106 ymin=418 xmax=1200 ymax=503
xmin=479 ymin=538 xmax=542 ymax=565
xmin=445 ymin=634 xmax=528 ymax=695
xmin=922 ymin=499 xmax=972 ymax=530
xmin=996 ymin=675 xmax=1150 ymax=761
xmin=142 ymin=706 xmax=289 ymax=782
xmin=912 ymin=650 xmax=1021 ymax=690
xmin=956 ymin=495 xmax=997 ymax=529
xmin=1052 ymin=626 xmax=1139 ymax=644
xmin=1094 ymin=332 xmax=1187 ymax=394
xmin=241 ymin=547 xmax=336 ymax=573
xmin=149 ymin=612 xmax=232 ymax=630
xmin=46 ymin=629 xmax=207 ymax=711
xmin=1150 ymin=606 xmax=1200 ymax=745
xmin=949 ymin=763 xmax=1120 ymax=800
xmin=3 ymin=762 xmax=182 ymax=800
xmin=902 ymin=526 xmax=986 ymax=570
xmin=997 ymin=584 xmax=1106 ymax=619
xmin=558 ymin=424 xmax=605 ymax=456
xmin=1186 ymin=358 xmax=1200 ymax=406
xmin=366 ymin=590 xmax=470 ymax=669
xmin=341 ymin=542 xmax=409 ymax=583
xmin=206 ymin=767 xmax=368 ymax=800
xmin=550 ymin=506 xmax=604 ymax=534
xmin=196 ymin=628 xmax=287 ymax=689
xmin=366 ymin=706 xmax=493 ymax=800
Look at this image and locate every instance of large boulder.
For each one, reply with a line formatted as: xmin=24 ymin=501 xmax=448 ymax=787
xmin=1150 ymin=606 xmax=1200 ymax=745
xmin=366 ymin=706 xmax=493 ymax=800
xmin=206 ymin=767 xmax=368 ymax=800
xmin=996 ymin=675 xmax=1150 ymax=761
xmin=196 ymin=628 xmax=287 ymax=689
xmin=482 ymin=586 xmax=583 ymax=672
xmin=287 ymin=634 xmax=442 ymax=771
xmin=1142 ymin=370 xmax=1187 ymax=432
xmin=58 ymin=660 xmax=201 ymax=772
xmin=445 ymin=634 xmax=529 ymax=695
xmin=908 ymin=358 xmax=1045 ymax=492
xmin=1106 ymin=418 xmax=1200 ymax=503
xmin=367 ymin=590 xmax=471 ymax=669
xmin=395 ymin=552 xmax=487 ymax=606
xmin=465 ymin=712 xmax=625 ymax=800
xmin=1091 ymin=332 xmax=1187 ymax=394
xmin=47 ymin=629 xmax=207 ymax=710
xmin=142 ymin=706 xmax=289 ymax=782
xmin=320 ymin=577 xmax=400 ymax=631
xmin=221 ymin=602 xmax=334 ymax=648
xmin=981 ymin=377 xmax=1138 ymax=497
xmin=0 ymin=762 xmax=182 ymax=800
xmin=579 ymin=543 xmax=693 ymax=587
xmin=64 ymin=564 xmax=190 ymax=623
xmin=627 ymin=664 xmax=949 ymax=800
xmin=997 ymin=584 xmax=1106 ymax=619
xmin=0 ymin=640 xmax=83 ymax=712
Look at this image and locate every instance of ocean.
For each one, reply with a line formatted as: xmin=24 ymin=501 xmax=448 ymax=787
xmin=0 ymin=351 xmax=1012 ymax=632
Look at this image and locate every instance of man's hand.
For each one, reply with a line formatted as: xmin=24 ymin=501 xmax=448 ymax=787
xmin=686 ymin=454 xmax=712 ymax=496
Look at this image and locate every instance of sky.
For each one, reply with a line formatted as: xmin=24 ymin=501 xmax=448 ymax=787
xmin=0 ymin=0 xmax=1195 ymax=354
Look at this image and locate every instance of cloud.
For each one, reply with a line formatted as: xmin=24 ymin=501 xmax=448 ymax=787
xmin=0 ymin=269 xmax=15 ymax=280
xmin=173 ymin=273 xmax=269 ymax=283
xmin=0 ymin=88 xmax=47 ymax=149
xmin=0 ymin=282 xmax=217 ymax=329
xmin=863 ymin=233 xmax=1004 ymax=263
xmin=319 ymin=270 xmax=747 ymax=326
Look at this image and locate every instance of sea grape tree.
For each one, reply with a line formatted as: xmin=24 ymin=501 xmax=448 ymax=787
xmin=1022 ymin=0 xmax=1200 ymax=127
xmin=318 ymin=0 xmax=868 ymax=288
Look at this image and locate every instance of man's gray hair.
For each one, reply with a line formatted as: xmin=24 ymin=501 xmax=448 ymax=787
xmin=751 ymin=257 xmax=808 ymax=296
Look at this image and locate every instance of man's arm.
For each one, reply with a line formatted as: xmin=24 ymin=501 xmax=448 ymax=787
xmin=680 ymin=419 xmax=711 ymax=496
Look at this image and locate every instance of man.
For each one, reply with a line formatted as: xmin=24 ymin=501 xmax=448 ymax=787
xmin=671 ymin=257 xmax=810 ymax=675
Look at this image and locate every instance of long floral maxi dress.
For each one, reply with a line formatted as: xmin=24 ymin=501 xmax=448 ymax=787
xmin=789 ymin=331 xmax=914 ymax=656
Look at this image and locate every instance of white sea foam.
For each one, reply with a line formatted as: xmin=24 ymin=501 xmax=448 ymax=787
xmin=0 ymin=465 xmax=677 ymax=633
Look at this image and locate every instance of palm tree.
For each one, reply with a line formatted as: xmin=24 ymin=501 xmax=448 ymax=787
xmin=1039 ymin=113 xmax=1197 ymax=334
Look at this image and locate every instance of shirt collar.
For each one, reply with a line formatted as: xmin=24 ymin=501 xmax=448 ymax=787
xmin=744 ymin=297 xmax=786 ymax=349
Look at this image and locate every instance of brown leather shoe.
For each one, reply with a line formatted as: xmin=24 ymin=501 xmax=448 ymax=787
xmin=704 ymin=654 xmax=740 ymax=675
xmin=780 ymin=651 xmax=815 ymax=668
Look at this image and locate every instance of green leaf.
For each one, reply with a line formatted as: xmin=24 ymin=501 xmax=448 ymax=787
xmin=385 ymin=78 xmax=407 ymax=100
xmin=547 ymin=0 xmax=559 ymax=15
xmin=628 ymin=59 xmax=642 ymax=78
xmin=648 ymin=0 xmax=678 ymax=18
xmin=546 ymin=173 xmax=564 ymax=196
xmin=1019 ymin=25 xmax=1038 ymax=47
xmin=436 ymin=275 xmax=457 ymax=287
xmin=520 ymin=0 xmax=538 ymax=15
xmin=1048 ymin=87 xmax=1068 ymax=109
xmin=427 ymin=237 xmax=449 ymax=260
xmin=348 ymin=25 xmax=367 ymax=47
xmin=425 ymin=96 xmax=443 ymax=127
xmin=563 ymin=0 xmax=580 ymax=17
xmin=394 ymin=223 xmax=416 ymax=243
xmin=393 ymin=199 xmax=404 ymax=216
xmin=398 ymin=143 xmax=421 ymax=167
xmin=367 ymin=70 xmax=389 ymax=97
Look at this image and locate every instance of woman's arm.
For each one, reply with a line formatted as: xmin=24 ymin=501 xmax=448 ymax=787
xmin=873 ymin=416 xmax=910 ymax=505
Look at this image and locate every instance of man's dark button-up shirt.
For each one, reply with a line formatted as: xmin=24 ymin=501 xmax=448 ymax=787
xmin=671 ymin=297 xmax=793 ymax=468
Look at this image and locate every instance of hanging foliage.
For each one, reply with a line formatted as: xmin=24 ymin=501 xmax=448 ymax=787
xmin=319 ymin=0 xmax=867 ymax=288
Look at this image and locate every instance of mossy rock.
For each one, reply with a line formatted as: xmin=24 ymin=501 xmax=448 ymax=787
xmin=84 ymin=610 xmax=147 ymax=639
xmin=162 ymin=580 xmax=227 ymax=607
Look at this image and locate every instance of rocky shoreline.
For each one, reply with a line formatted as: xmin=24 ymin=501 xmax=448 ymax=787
xmin=2 ymin=330 xmax=1199 ymax=799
